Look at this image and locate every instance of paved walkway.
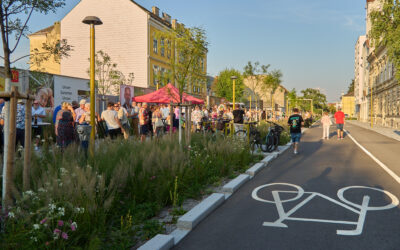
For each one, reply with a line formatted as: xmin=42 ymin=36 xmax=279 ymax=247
xmin=173 ymin=124 xmax=400 ymax=250
xmin=347 ymin=120 xmax=400 ymax=142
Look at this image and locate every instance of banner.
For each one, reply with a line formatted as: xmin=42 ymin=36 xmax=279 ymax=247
xmin=120 ymin=85 xmax=134 ymax=110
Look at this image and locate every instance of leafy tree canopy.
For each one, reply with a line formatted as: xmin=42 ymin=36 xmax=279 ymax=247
xmin=212 ymin=68 xmax=244 ymax=102
xmin=347 ymin=79 xmax=354 ymax=94
xmin=370 ymin=0 xmax=400 ymax=80
xmin=300 ymin=88 xmax=327 ymax=111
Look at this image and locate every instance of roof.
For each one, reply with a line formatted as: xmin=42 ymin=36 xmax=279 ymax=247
xmin=130 ymin=0 xmax=172 ymax=28
xmin=343 ymin=92 xmax=354 ymax=97
xmin=28 ymin=25 xmax=54 ymax=36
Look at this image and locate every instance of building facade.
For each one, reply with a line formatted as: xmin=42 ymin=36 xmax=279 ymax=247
xmin=341 ymin=93 xmax=355 ymax=117
xmin=29 ymin=0 xmax=207 ymax=96
xmin=354 ymin=35 xmax=366 ymax=120
xmin=354 ymin=0 xmax=400 ymax=128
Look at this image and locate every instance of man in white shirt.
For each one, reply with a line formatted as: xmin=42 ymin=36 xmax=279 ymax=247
xmin=101 ymin=102 xmax=125 ymax=139
xmin=32 ymin=100 xmax=47 ymax=150
xmin=161 ymin=104 xmax=170 ymax=119
xmin=75 ymin=99 xmax=86 ymax=123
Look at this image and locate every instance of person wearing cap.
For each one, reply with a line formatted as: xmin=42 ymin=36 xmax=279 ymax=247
xmin=74 ymin=99 xmax=87 ymax=123
xmin=32 ymin=100 xmax=46 ymax=150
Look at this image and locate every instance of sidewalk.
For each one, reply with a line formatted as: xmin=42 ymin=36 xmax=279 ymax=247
xmin=347 ymin=120 xmax=400 ymax=142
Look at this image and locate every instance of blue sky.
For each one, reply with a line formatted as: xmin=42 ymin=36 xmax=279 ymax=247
xmin=6 ymin=0 xmax=366 ymax=102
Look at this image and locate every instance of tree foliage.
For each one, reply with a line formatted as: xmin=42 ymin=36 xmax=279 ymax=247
xmin=243 ymin=61 xmax=270 ymax=109
xmin=88 ymin=50 xmax=134 ymax=96
xmin=212 ymin=68 xmax=244 ymax=102
xmin=300 ymin=88 xmax=328 ymax=111
xmin=370 ymin=0 xmax=400 ymax=80
xmin=347 ymin=79 xmax=355 ymax=94
xmin=262 ymin=69 xmax=283 ymax=107
xmin=159 ymin=25 xmax=208 ymax=103
xmin=0 ymin=0 xmax=67 ymax=77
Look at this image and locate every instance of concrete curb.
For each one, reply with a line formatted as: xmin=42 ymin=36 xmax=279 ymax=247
xmin=246 ymin=162 xmax=266 ymax=177
xmin=177 ymin=193 xmax=225 ymax=230
xmin=138 ymin=234 xmax=174 ymax=250
xmin=222 ymin=174 xmax=251 ymax=195
xmin=142 ymin=134 xmax=299 ymax=249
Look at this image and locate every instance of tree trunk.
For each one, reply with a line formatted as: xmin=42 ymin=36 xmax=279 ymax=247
xmin=1 ymin=15 xmax=14 ymax=211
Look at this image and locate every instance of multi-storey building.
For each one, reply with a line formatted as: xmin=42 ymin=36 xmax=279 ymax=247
xmin=29 ymin=0 xmax=207 ymax=96
xmin=354 ymin=35 xmax=366 ymax=120
xmin=364 ymin=0 xmax=400 ymax=128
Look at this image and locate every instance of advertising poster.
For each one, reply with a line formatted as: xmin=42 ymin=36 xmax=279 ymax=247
xmin=120 ymin=85 xmax=134 ymax=110
xmin=53 ymin=75 xmax=90 ymax=107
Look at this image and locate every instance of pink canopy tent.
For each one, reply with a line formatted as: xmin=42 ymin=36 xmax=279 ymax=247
xmin=133 ymin=83 xmax=204 ymax=104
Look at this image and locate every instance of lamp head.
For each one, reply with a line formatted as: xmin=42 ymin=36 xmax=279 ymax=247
xmin=231 ymin=76 xmax=238 ymax=80
xmin=82 ymin=16 xmax=103 ymax=25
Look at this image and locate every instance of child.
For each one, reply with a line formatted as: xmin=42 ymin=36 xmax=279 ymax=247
xmin=321 ymin=112 xmax=332 ymax=140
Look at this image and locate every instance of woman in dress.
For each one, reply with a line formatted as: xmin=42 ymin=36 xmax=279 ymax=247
xmin=55 ymin=102 xmax=76 ymax=149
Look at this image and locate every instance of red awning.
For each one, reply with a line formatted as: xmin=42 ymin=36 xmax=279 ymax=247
xmin=133 ymin=83 xmax=204 ymax=104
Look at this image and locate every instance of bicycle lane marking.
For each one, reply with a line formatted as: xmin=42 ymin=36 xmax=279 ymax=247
xmin=344 ymin=129 xmax=400 ymax=185
xmin=251 ymin=183 xmax=399 ymax=236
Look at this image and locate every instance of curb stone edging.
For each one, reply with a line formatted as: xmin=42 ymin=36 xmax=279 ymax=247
xmin=177 ymin=193 xmax=225 ymax=230
xmin=138 ymin=234 xmax=174 ymax=250
xmin=222 ymin=174 xmax=251 ymax=198
xmin=141 ymin=133 xmax=298 ymax=249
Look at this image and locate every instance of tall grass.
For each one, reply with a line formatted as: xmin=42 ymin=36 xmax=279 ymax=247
xmin=1 ymin=133 xmax=258 ymax=249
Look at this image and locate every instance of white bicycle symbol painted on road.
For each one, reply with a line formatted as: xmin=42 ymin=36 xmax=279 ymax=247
xmin=251 ymin=183 xmax=399 ymax=236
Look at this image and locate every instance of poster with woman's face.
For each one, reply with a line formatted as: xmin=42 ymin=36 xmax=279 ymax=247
xmin=29 ymin=72 xmax=55 ymax=109
xmin=120 ymin=85 xmax=134 ymax=110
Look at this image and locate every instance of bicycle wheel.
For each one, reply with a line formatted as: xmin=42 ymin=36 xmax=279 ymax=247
xmin=265 ymin=133 xmax=275 ymax=152
xmin=272 ymin=133 xmax=279 ymax=151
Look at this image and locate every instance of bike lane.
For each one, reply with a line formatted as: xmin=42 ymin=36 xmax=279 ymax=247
xmin=174 ymin=125 xmax=400 ymax=250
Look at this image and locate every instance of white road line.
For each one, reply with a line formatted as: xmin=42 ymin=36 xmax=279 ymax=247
xmin=345 ymin=129 xmax=400 ymax=185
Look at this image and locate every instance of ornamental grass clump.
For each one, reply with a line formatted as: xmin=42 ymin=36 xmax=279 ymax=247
xmin=1 ymin=133 xmax=258 ymax=248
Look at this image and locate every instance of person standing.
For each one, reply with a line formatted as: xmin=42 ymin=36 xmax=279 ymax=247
xmin=321 ymin=112 xmax=332 ymax=140
xmin=32 ymin=100 xmax=47 ymax=150
xmin=115 ymin=103 xmax=130 ymax=139
xmin=55 ymin=102 xmax=75 ymax=149
xmin=130 ymin=102 xmax=140 ymax=138
xmin=334 ymin=107 xmax=345 ymax=140
xmin=101 ymin=102 xmax=125 ymax=140
xmin=74 ymin=99 xmax=86 ymax=123
xmin=288 ymin=108 xmax=304 ymax=154
xmin=139 ymin=103 xmax=150 ymax=141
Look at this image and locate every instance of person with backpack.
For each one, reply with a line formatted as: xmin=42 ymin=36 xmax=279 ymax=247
xmin=288 ymin=108 xmax=304 ymax=154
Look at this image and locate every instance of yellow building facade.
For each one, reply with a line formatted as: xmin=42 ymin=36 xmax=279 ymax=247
xmin=28 ymin=22 xmax=61 ymax=74
xmin=341 ymin=94 xmax=355 ymax=117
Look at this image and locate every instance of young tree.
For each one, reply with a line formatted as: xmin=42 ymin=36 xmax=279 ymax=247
xmin=159 ymin=25 xmax=208 ymax=102
xmin=370 ymin=0 xmax=400 ymax=80
xmin=0 ymin=0 xmax=67 ymax=210
xmin=243 ymin=61 xmax=270 ymax=110
xmin=158 ymin=25 xmax=208 ymax=144
xmin=88 ymin=50 xmax=134 ymax=96
xmin=262 ymin=69 xmax=283 ymax=109
xmin=212 ymin=68 xmax=244 ymax=102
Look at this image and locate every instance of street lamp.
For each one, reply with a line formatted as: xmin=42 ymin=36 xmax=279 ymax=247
xmin=231 ymin=76 xmax=237 ymax=110
xmin=83 ymin=16 xmax=103 ymax=157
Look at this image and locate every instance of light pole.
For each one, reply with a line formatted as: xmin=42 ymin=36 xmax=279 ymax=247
xmin=231 ymin=76 xmax=237 ymax=110
xmin=83 ymin=16 xmax=103 ymax=157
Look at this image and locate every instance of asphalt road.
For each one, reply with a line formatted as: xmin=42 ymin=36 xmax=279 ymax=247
xmin=174 ymin=122 xmax=400 ymax=250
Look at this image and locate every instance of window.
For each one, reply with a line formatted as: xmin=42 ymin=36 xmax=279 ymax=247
xmin=153 ymin=65 xmax=159 ymax=85
xmin=193 ymin=86 xmax=196 ymax=93
xmin=160 ymin=38 xmax=165 ymax=57
xmin=153 ymin=36 xmax=158 ymax=54
xmin=167 ymin=40 xmax=171 ymax=59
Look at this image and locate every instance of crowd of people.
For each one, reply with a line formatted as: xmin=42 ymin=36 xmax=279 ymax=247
xmin=0 ymin=96 xmax=308 ymax=154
